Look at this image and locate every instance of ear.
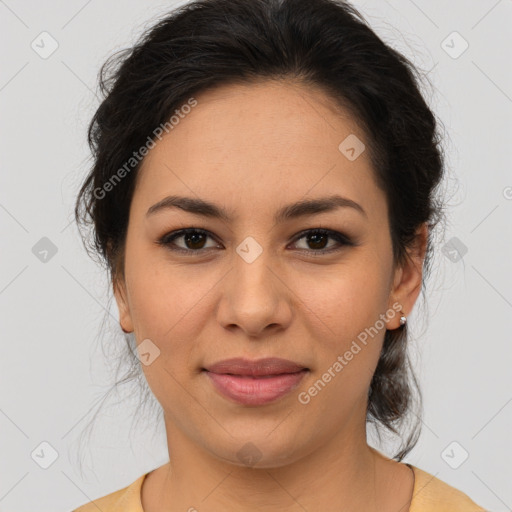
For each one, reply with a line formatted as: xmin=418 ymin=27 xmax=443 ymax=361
xmin=386 ymin=223 xmax=428 ymax=329
xmin=113 ymin=276 xmax=134 ymax=333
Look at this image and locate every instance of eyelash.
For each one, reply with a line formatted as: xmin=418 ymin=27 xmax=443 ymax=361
xmin=156 ymin=227 xmax=355 ymax=256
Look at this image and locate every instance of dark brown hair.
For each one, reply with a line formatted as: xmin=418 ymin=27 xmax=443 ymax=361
xmin=75 ymin=0 xmax=446 ymax=461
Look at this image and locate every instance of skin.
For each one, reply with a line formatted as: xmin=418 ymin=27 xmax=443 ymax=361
xmin=113 ymin=79 xmax=428 ymax=512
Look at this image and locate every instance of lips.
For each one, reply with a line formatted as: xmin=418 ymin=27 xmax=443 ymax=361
xmin=204 ymin=357 xmax=307 ymax=376
xmin=203 ymin=357 xmax=309 ymax=406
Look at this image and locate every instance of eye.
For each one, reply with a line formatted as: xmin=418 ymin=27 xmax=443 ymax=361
xmin=157 ymin=228 xmax=221 ymax=254
xmin=157 ymin=227 xmax=354 ymax=256
xmin=290 ymin=228 xmax=354 ymax=254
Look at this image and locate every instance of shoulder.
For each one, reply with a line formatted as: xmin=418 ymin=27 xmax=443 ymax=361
xmin=409 ymin=465 xmax=487 ymax=512
xmin=71 ymin=473 xmax=147 ymax=512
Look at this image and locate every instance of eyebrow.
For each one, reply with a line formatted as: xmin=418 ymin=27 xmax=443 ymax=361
xmin=146 ymin=194 xmax=367 ymax=222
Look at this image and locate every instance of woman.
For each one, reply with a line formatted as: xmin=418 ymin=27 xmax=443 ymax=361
xmin=72 ymin=0 xmax=486 ymax=510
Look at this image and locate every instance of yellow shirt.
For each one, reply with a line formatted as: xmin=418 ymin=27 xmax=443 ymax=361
xmin=72 ymin=465 xmax=486 ymax=511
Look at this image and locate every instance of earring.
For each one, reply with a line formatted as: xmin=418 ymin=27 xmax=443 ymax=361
xmin=399 ymin=310 xmax=407 ymax=327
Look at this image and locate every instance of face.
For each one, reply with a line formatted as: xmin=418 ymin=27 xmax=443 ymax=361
xmin=114 ymin=79 xmax=425 ymax=468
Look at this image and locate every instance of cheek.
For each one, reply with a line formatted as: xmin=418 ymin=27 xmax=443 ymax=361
xmin=290 ymin=255 xmax=391 ymax=403
xmin=124 ymin=245 xmax=219 ymax=365
xmin=124 ymin=263 xmax=210 ymax=408
xmin=292 ymin=256 xmax=392 ymax=343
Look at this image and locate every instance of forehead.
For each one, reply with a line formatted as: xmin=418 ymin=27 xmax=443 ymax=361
xmin=132 ymin=79 xmax=385 ymax=222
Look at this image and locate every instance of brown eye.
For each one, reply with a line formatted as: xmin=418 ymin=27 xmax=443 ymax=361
xmin=158 ymin=228 xmax=221 ymax=253
xmin=291 ymin=228 xmax=354 ymax=254
xmin=304 ymin=232 xmax=329 ymax=250
xmin=182 ymin=231 xmax=208 ymax=250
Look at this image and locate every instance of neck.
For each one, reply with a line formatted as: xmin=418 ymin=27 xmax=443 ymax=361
xmin=141 ymin=417 xmax=408 ymax=512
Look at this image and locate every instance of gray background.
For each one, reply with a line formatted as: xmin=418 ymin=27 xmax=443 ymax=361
xmin=1 ymin=1 xmax=511 ymax=511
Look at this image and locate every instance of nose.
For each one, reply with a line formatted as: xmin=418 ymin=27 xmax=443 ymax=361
xmin=216 ymin=246 xmax=293 ymax=338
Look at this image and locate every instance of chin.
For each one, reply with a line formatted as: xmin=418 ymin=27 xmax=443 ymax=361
xmin=204 ymin=430 xmax=311 ymax=469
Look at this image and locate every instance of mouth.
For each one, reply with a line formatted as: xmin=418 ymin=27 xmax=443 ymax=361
xmin=202 ymin=357 xmax=309 ymax=406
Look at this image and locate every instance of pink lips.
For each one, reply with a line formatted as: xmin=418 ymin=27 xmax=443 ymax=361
xmin=203 ymin=357 xmax=308 ymax=406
